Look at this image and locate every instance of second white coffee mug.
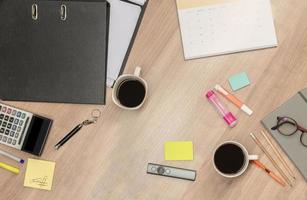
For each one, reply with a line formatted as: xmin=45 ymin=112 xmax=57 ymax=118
xmin=112 ymin=66 xmax=148 ymax=110
xmin=213 ymin=141 xmax=258 ymax=178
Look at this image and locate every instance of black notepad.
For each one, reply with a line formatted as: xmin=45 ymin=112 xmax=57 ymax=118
xmin=0 ymin=0 xmax=110 ymax=104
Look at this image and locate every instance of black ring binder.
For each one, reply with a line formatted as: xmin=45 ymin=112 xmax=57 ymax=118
xmin=0 ymin=0 xmax=110 ymax=104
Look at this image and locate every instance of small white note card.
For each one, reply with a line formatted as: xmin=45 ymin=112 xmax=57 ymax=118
xmin=176 ymin=0 xmax=278 ymax=59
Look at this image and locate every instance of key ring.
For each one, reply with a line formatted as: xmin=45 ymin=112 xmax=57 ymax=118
xmin=82 ymin=109 xmax=102 ymax=125
xmin=91 ymin=109 xmax=101 ymax=119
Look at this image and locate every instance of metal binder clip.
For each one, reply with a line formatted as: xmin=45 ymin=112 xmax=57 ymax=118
xmin=32 ymin=4 xmax=38 ymax=20
xmin=60 ymin=4 xmax=67 ymax=21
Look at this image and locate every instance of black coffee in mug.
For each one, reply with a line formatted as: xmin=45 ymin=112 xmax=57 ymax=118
xmin=117 ymin=79 xmax=146 ymax=108
xmin=214 ymin=143 xmax=246 ymax=174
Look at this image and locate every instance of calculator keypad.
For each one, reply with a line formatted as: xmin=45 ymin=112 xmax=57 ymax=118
xmin=0 ymin=103 xmax=33 ymax=149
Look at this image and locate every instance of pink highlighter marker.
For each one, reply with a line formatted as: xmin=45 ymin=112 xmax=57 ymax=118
xmin=205 ymin=90 xmax=237 ymax=127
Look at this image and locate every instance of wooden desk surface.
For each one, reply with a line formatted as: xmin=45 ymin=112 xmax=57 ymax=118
xmin=1 ymin=0 xmax=307 ymax=199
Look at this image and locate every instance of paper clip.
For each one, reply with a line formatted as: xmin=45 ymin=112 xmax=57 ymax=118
xmin=60 ymin=4 xmax=67 ymax=21
xmin=32 ymin=4 xmax=38 ymax=20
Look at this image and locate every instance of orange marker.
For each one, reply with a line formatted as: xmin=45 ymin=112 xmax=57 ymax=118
xmin=214 ymin=84 xmax=253 ymax=116
xmin=252 ymin=160 xmax=286 ymax=187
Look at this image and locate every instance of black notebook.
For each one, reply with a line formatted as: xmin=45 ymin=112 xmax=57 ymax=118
xmin=0 ymin=0 xmax=110 ymax=104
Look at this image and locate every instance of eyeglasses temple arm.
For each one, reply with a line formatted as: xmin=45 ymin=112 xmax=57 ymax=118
xmin=271 ymin=120 xmax=296 ymax=130
xmin=297 ymin=125 xmax=307 ymax=133
xmin=271 ymin=124 xmax=279 ymax=130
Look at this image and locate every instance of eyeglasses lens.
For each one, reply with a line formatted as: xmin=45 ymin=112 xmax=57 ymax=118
xmin=301 ymin=133 xmax=307 ymax=147
xmin=277 ymin=117 xmax=297 ymax=135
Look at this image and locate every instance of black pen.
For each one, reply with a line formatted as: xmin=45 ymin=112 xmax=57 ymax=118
xmin=54 ymin=110 xmax=101 ymax=150
xmin=54 ymin=124 xmax=83 ymax=150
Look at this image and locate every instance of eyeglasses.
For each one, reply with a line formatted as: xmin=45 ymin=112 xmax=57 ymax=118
xmin=271 ymin=116 xmax=307 ymax=147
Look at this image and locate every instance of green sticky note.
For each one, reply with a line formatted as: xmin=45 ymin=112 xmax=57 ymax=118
xmin=229 ymin=72 xmax=250 ymax=91
xmin=164 ymin=141 xmax=193 ymax=161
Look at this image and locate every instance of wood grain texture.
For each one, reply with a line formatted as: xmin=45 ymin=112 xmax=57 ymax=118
xmin=1 ymin=0 xmax=307 ymax=199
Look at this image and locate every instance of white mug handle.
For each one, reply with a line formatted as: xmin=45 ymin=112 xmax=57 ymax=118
xmin=134 ymin=66 xmax=141 ymax=77
xmin=248 ymin=155 xmax=259 ymax=160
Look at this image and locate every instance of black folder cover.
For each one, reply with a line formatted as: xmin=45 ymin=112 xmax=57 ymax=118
xmin=0 ymin=0 xmax=110 ymax=104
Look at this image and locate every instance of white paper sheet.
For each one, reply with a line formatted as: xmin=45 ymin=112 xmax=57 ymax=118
xmin=106 ymin=0 xmax=146 ymax=87
xmin=176 ymin=0 xmax=278 ymax=60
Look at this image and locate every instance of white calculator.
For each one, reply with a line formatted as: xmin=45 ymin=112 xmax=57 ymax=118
xmin=0 ymin=102 xmax=52 ymax=156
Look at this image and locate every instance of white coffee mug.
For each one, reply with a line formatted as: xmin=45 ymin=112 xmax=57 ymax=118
xmin=112 ymin=66 xmax=148 ymax=110
xmin=213 ymin=141 xmax=258 ymax=178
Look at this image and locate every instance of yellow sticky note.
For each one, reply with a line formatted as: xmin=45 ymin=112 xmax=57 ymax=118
xmin=24 ymin=159 xmax=56 ymax=191
xmin=165 ymin=141 xmax=193 ymax=160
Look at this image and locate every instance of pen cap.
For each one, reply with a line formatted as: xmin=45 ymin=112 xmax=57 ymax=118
xmin=205 ymin=90 xmax=238 ymax=127
xmin=205 ymin=90 xmax=229 ymax=116
xmin=224 ymin=112 xmax=237 ymax=127
xmin=205 ymin=90 xmax=215 ymax=98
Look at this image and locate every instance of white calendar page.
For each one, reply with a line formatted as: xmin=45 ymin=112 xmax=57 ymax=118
xmin=176 ymin=0 xmax=278 ymax=59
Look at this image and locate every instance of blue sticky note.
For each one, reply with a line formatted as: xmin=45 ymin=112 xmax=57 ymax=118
xmin=228 ymin=72 xmax=250 ymax=91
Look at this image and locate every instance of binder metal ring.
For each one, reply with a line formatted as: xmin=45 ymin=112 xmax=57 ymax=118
xmin=32 ymin=4 xmax=38 ymax=20
xmin=60 ymin=4 xmax=67 ymax=21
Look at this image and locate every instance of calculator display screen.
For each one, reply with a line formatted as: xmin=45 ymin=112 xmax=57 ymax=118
xmin=22 ymin=117 xmax=43 ymax=152
xmin=22 ymin=115 xmax=52 ymax=156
